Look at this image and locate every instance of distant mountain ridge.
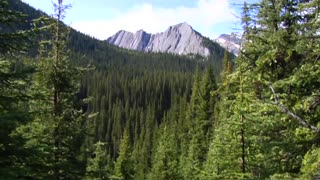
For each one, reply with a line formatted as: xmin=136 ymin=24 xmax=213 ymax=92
xmin=216 ymin=34 xmax=242 ymax=56
xmin=106 ymin=22 xmax=211 ymax=57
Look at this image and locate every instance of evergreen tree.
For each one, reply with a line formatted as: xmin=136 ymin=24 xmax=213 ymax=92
xmin=85 ymin=141 xmax=112 ymax=179
xmin=150 ymin=124 xmax=181 ymax=180
xmin=245 ymin=1 xmax=320 ymax=178
xmin=113 ymin=129 xmax=134 ymax=180
xmin=205 ymin=0 xmax=320 ymax=178
xmin=204 ymin=51 xmax=257 ymax=179
xmin=183 ymin=65 xmax=217 ymax=179
xmin=0 ymin=0 xmax=37 ymax=178
xmin=13 ymin=0 xmax=88 ymax=178
xmin=221 ymin=50 xmax=233 ymax=85
xmin=181 ymin=66 xmax=201 ymax=179
xmin=131 ymin=105 xmax=157 ymax=179
xmin=45 ymin=1 xmax=88 ymax=178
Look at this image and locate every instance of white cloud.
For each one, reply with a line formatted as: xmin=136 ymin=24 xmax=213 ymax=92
xmin=71 ymin=0 xmax=238 ymax=40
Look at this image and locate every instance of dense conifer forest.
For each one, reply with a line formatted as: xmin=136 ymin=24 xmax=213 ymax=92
xmin=1 ymin=0 xmax=320 ymax=179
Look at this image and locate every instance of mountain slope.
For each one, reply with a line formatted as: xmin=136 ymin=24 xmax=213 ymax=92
xmin=107 ymin=22 xmax=211 ymax=57
xmin=7 ymin=0 xmax=228 ymax=77
xmin=216 ymin=34 xmax=242 ymax=56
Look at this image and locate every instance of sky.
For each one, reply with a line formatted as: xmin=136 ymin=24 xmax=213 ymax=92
xmin=21 ymin=0 xmax=257 ymax=40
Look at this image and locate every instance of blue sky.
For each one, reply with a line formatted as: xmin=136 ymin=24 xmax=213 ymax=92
xmin=22 ymin=0 xmax=258 ymax=40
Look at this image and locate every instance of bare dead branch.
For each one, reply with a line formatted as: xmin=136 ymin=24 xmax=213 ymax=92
xmin=269 ymin=84 xmax=320 ymax=133
xmin=308 ymin=95 xmax=320 ymax=112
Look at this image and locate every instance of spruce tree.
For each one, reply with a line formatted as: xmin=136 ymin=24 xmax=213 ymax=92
xmin=181 ymin=66 xmax=201 ymax=179
xmin=0 ymin=0 xmax=37 ymax=178
xmin=13 ymin=0 xmax=88 ymax=178
xmin=85 ymin=141 xmax=112 ymax=179
xmin=183 ymin=65 xmax=217 ymax=179
xmin=208 ymin=0 xmax=320 ymax=178
xmin=150 ymin=124 xmax=180 ymax=180
xmin=113 ymin=129 xmax=134 ymax=180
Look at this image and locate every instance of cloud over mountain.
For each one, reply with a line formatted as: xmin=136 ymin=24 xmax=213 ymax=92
xmin=71 ymin=0 xmax=238 ymax=40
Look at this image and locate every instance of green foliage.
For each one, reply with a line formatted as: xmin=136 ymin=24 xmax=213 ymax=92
xmin=205 ymin=0 xmax=320 ymax=179
xmin=300 ymin=146 xmax=320 ymax=179
xmin=201 ymin=36 xmax=225 ymax=58
xmin=86 ymin=141 xmax=113 ymax=179
xmin=5 ymin=0 xmax=320 ymax=179
xmin=182 ymin=66 xmax=218 ymax=179
xmin=113 ymin=129 xmax=134 ymax=180
xmin=8 ymin=1 xmax=89 ymax=179
xmin=0 ymin=0 xmax=37 ymax=178
xmin=150 ymin=125 xmax=181 ymax=180
xmin=0 ymin=0 xmax=32 ymax=53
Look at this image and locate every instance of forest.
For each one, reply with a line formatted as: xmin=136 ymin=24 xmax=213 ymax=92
xmin=1 ymin=0 xmax=320 ymax=179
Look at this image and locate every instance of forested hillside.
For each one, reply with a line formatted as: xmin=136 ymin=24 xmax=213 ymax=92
xmin=1 ymin=0 xmax=320 ymax=179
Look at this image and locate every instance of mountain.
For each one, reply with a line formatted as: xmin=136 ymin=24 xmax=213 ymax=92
xmin=216 ymin=34 xmax=242 ymax=56
xmin=5 ymin=0 xmax=228 ymax=75
xmin=106 ymin=22 xmax=211 ymax=57
xmin=3 ymin=1 xmax=237 ymax=179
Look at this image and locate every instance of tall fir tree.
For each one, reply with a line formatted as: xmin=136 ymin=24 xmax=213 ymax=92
xmin=113 ymin=129 xmax=134 ymax=180
xmin=13 ymin=0 xmax=88 ymax=178
xmin=150 ymin=124 xmax=181 ymax=180
xmin=0 ymin=0 xmax=38 ymax=178
xmin=85 ymin=141 xmax=112 ymax=180
xmin=183 ymin=65 xmax=218 ymax=179
xmin=206 ymin=0 xmax=320 ymax=178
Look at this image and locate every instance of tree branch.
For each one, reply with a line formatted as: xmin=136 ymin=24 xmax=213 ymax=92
xmin=308 ymin=95 xmax=320 ymax=112
xmin=269 ymin=84 xmax=320 ymax=133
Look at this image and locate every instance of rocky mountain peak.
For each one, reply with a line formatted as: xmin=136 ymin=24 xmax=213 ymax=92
xmin=106 ymin=22 xmax=210 ymax=57
xmin=216 ymin=33 xmax=242 ymax=56
xmin=172 ymin=22 xmax=192 ymax=30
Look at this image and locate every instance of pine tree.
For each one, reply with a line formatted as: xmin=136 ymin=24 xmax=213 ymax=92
xmin=204 ymin=51 xmax=257 ymax=179
xmin=0 ymin=0 xmax=37 ymax=178
xmin=85 ymin=141 xmax=112 ymax=179
xmin=181 ymin=66 xmax=201 ymax=179
xmin=207 ymin=0 xmax=320 ymax=178
xmin=247 ymin=1 xmax=320 ymax=178
xmin=47 ymin=1 xmax=88 ymax=178
xmin=0 ymin=0 xmax=35 ymax=53
xmin=183 ymin=65 xmax=217 ymax=179
xmin=130 ymin=104 xmax=157 ymax=179
xmin=113 ymin=129 xmax=134 ymax=180
xmin=221 ymin=50 xmax=233 ymax=85
xmin=13 ymin=0 xmax=89 ymax=178
xmin=150 ymin=124 xmax=181 ymax=180
xmin=204 ymin=2 xmax=264 ymax=178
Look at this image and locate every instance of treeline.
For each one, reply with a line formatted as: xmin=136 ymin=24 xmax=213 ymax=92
xmin=4 ymin=0 xmax=225 ymax=73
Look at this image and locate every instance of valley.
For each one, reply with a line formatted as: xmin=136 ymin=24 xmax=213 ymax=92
xmin=1 ymin=0 xmax=320 ymax=179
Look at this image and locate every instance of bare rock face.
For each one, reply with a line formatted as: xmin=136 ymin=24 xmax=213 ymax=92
xmin=107 ymin=30 xmax=134 ymax=49
xmin=106 ymin=22 xmax=210 ymax=57
xmin=216 ymin=34 xmax=242 ymax=56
